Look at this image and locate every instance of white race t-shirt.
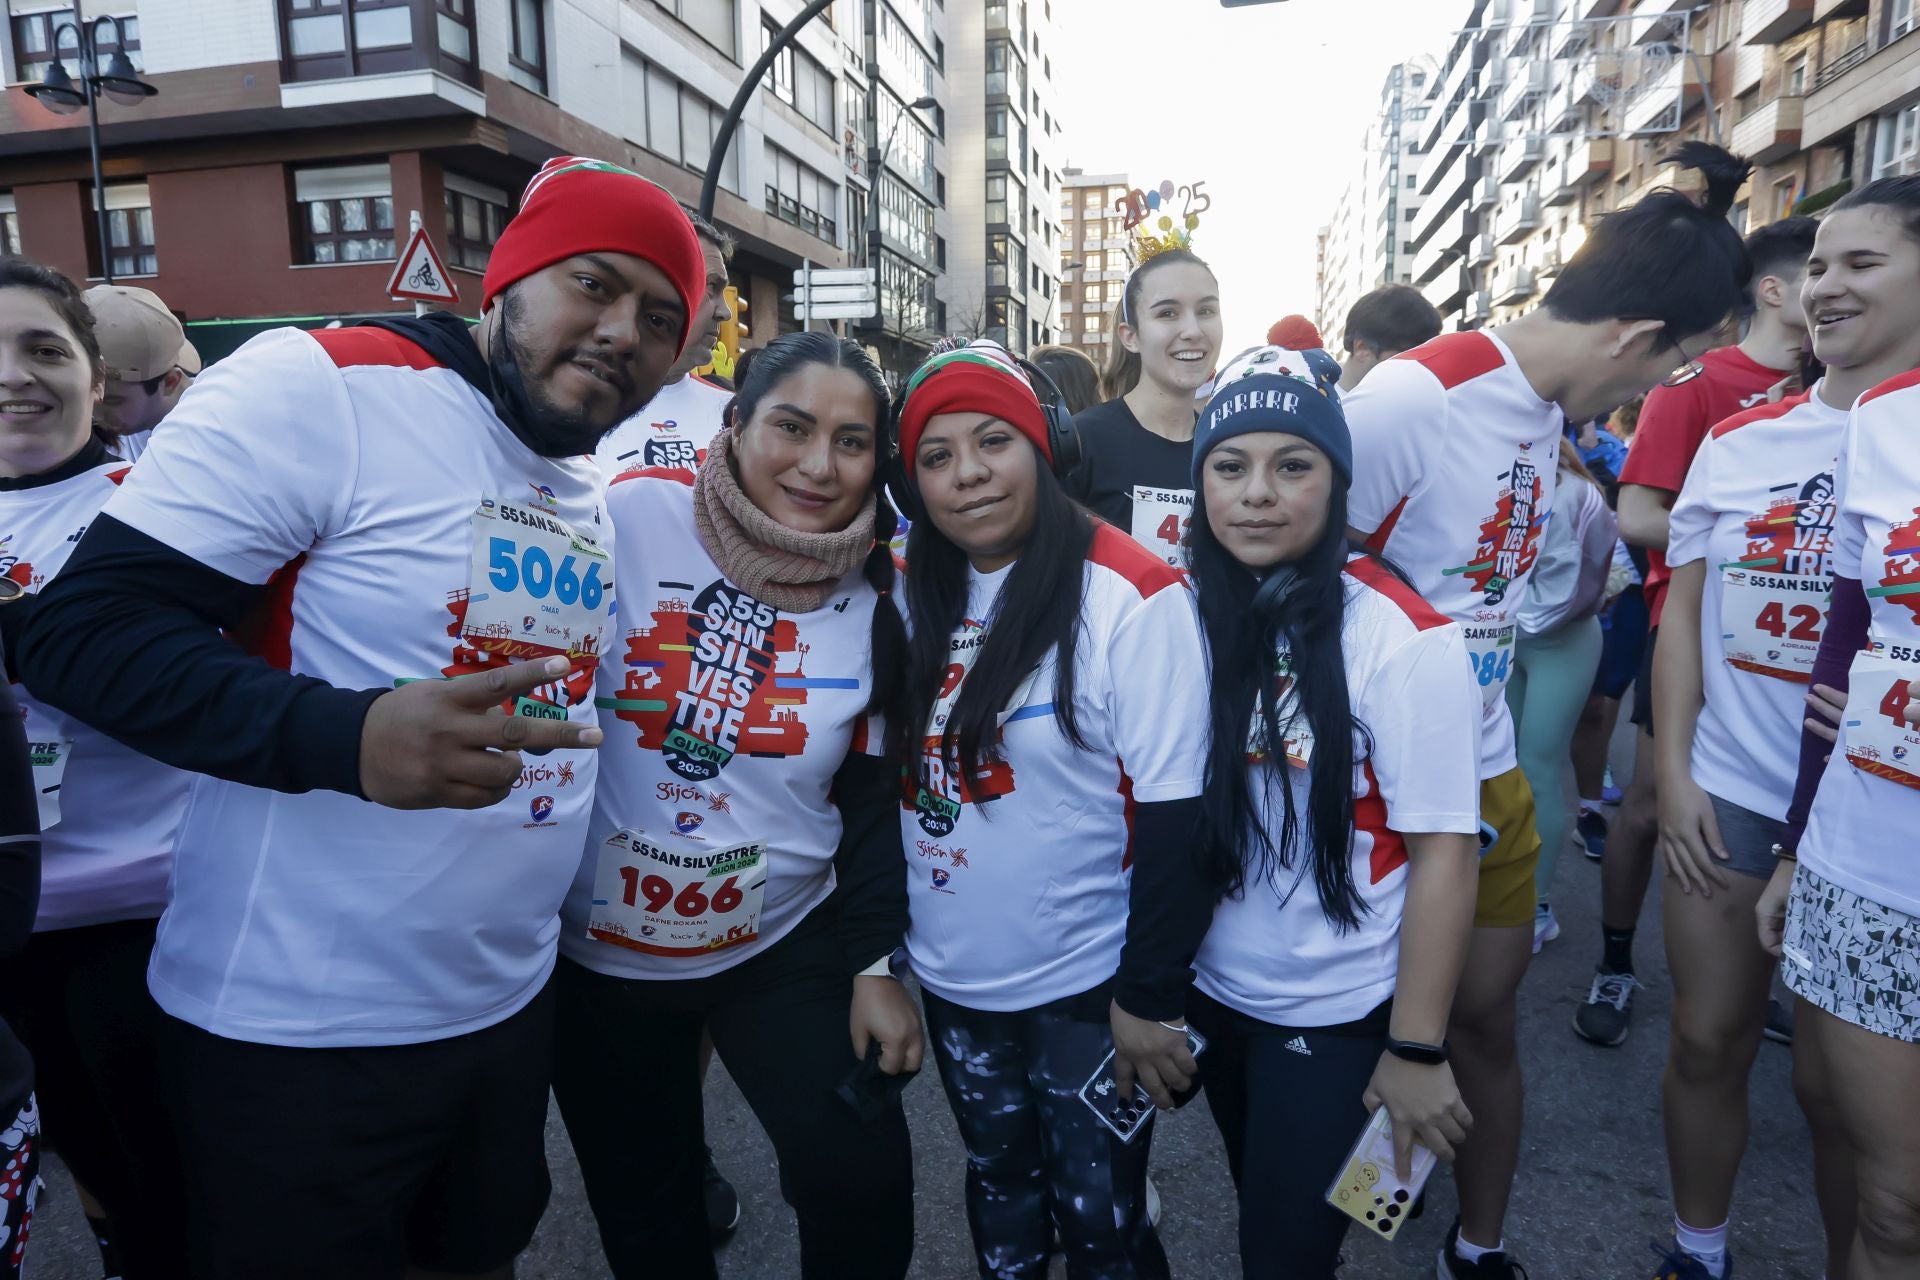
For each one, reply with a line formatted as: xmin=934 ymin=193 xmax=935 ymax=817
xmin=1802 ymin=370 xmax=1920 ymax=918
xmin=0 ymin=458 xmax=191 ymax=932
xmin=1667 ymin=387 xmax=1845 ymax=821
xmin=561 ymin=471 xmax=880 ymax=979
xmin=1342 ymin=332 xmax=1564 ymax=779
xmin=106 ymin=325 xmax=614 ymax=1047
xmin=1194 ymin=558 xmax=1481 ymax=1027
xmin=594 ymin=373 xmax=732 ymax=480
xmin=901 ymin=524 xmax=1208 ymax=1012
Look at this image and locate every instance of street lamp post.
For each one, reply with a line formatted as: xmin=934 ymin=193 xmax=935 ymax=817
xmin=1045 ymin=259 xmax=1083 ymax=343
xmin=866 ymin=95 xmax=937 ymax=354
xmin=24 ymin=9 xmax=157 ymax=284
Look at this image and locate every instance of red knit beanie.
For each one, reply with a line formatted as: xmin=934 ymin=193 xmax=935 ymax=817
xmin=481 ymin=157 xmax=707 ymax=356
xmin=896 ymin=342 xmax=1050 ymax=478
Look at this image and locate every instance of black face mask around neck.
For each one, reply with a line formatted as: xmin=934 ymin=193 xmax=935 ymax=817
xmin=362 ymin=311 xmax=612 ymax=460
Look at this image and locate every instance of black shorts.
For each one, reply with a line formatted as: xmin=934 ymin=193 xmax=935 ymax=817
xmin=161 ymin=979 xmax=556 ymax=1280
xmin=1630 ymin=624 xmax=1659 ymax=734
xmin=1593 ymin=585 xmax=1648 ymax=701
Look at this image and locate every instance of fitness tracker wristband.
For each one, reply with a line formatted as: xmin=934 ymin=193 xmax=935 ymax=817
xmin=1384 ymin=1038 xmax=1450 ymax=1066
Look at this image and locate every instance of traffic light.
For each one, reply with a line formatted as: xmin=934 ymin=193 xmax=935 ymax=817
xmin=713 ymin=285 xmax=748 ymax=379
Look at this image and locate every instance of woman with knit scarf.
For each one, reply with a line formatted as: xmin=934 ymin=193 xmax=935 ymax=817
xmin=891 ymin=341 xmax=1211 ymax=1279
xmin=552 ymin=331 xmax=917 ymax=1280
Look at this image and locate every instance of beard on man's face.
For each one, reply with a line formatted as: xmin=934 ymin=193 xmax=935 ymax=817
xmin=495 ymin=291 xmax=633 ymax=458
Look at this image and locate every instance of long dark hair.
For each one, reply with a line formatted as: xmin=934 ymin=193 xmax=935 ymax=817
xmin=896 ymin=444 xmax=1093 ymax=784
xmin=1188 ymin=481 xmax=1383 ymax=930
xmin=1101 ymin=249 xmax=1216 ymax=401
xmin=726 ymin=331 xmax=905 ymax=720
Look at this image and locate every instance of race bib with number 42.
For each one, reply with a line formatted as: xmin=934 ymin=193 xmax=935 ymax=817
xmin=1842 ymin=651 xmax=1920 ymax=792
xmin=1720 ymin=566 xmax=1829 ymax=682
xmin=1129 ymin=485 xmax=1193 ymax=569
xmin=587 ymin=828 xmax=768 ymax=958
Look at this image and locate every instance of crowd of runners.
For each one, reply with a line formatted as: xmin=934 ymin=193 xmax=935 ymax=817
xmin=0 ymin=141 xmax=1915 ymax=1280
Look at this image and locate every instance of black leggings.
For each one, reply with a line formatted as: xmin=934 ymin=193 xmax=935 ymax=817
xmin=0 ymin=918 xmax=186 ymax=1280
xmin=1188 ymin=991 xmax=1388 ymax=1280
xmin=921 ymin=988 xmax=1168 ymax=1280
xmin=552 ymin=905 xmax=915 ymax=1280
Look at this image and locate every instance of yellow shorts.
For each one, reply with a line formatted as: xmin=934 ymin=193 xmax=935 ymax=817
xmin=1475 ymin=767 xmax=1543 ymax=929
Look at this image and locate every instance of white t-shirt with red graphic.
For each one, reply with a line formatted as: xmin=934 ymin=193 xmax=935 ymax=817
xmin=901 ymin=524 xmax=1209 ymax=1013
xmin=1341 ymin=332 xmax=1565 ymax=780
xmin=1802 ymin=370 xmax=1920 ymax=918
xmin=560 ymin=471 xmax=880 ymax=979
xmin=0 ymin=459 xmax=192 ymax=932
xmin=1194 ymin=558 xmax=1481 ymax=1027
xmin=105 ymin=325 xmax=614 ymax=1047
xmin=1667 ymin=386 xmax=1846 ymax=821
xmin=594 ymin=373 xmax=732 ymax=480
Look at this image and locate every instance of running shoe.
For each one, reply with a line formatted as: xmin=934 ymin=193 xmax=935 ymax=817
xmin=1532 ymin=903 xmax=1560 ymax=954
xmin=1763 ymin=997 xmax=1794 ymax=1046
xmin=1573 ymin=968 xmax=1643 ymax=1047
xmin=705 ymin=1147 xmax=741 ymax=1246
xmin=1650 ymin=1239 xmax=1733 ymax=1279
xmin=1435 ymin=1220 xmax=1530 ymax=1278
xmin=1146 ymin=1175 xmax=1162 ymax=1228
xmin=1577 ymin=807 xmax=1609 ymax=861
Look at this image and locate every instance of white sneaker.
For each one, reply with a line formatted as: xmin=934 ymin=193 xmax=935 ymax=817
xmin=1146 ymin=1175 xmax=1162 ymax=1228
xmin=1532 ymin=903 xmax=1560 ymax=954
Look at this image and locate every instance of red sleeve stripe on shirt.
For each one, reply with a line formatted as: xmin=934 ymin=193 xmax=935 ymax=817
xmin=1362 ymin=494 xmax=1411 ymax=555
xmin=1086 ymin=522 xmax=1186 ymax=598
xmin=232 ymin=552 xmax=308 ymax=671
xmin=106 ymin=467 xmax=131 ymax=487
xmin=1709 ymin=393 xmax=1806 ymax=441
xmin=1396 ymin=332 xmax=1505 ymax=390
xmin=1860 ymin=366 xmax=1920 ymax=406
xmin=1343 ymin=557 xmax=1453 ymax=632
xmin=310 ymin=327 xmax=447 ymax=371
xmin=1354 ymin=760 xmax=1409 ymax=885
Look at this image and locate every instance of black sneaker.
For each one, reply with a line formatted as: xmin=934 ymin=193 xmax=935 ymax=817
xmin=1577 ymin=807 xmax=1609 ymax=861
xmin=1650 ymin=1239 xmax=1733 ymax=1278
xmin=1573 ymin=968 xmax=1642 ymax=1047
xmin=1763 ymin=997 xmax=1794 ymax=1046
xmin=705 ymin=1147 xmax=741 ymax=1246
xmin=1435 ymin=1219 xmax=1530 ymax=1278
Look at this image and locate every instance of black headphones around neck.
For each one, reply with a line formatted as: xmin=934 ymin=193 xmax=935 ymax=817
xmin=886 ymin=353 xmax=1083 ymax=526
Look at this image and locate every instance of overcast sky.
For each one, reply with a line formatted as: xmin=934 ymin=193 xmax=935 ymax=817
xmin=1050 ymin=0 xmax=1467 ymax=351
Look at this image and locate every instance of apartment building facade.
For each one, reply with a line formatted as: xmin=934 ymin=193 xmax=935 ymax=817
xmin=0 ymin=0 xmax=884 ymax=361
xmin=1326 ymin=0 xmax=1920 ymax=336
xmin=1056 ymin=167 xmax=1128 ymax=372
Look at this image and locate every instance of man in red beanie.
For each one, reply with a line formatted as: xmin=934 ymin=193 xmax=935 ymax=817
xmin=15 ymin=157 xmax=704 ymax=1279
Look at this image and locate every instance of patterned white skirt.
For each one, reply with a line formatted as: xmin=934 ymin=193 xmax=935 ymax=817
xmin=1782 ymin=864 xmax=1920 ymax=1044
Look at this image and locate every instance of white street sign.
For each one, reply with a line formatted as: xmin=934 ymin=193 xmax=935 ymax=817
xmin=794 ymin=300 xmax=881 ymax=319
xmin=792 ymin=267 xmax=874 ymax=287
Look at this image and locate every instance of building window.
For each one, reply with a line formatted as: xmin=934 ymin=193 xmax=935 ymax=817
xmin=877 ymin=248 xmax=935 ymax=333
xmin=1876 ymin=104 xmax=1920 ymax=178
xmin=654 ymin=0 xmax=736 ymax=58
xmin=766 ymin=144 xmax=840 ymax=245
xmin=626 ymin=54 xmax=740 ymax=194
xmin=875 ymin=3 xmax=935 ymax=98
xmin=1895 ymin=0 xmax=1916 ymax=41
xmin=877 ymin=172 xmax=934 ymax=261
xmin=294 ymin=163 xmax=395 ymax=264
xmin=987 ymin=107 xmax=1009 ymax=161
xmin=278 ymin=0 xmax=474 ymax=84
xmin=0 ymin=195 xmax=18 ymax=257
xmin=508 ymin=0 xmax=546 ymax=92
xmin=759 ymin=18 xmax=833 ymax=134
xmin=935 ymin=171 xmax=946 ymax=206
xmin=876 ymin=91 xmax=935 ymax=189
xmin=88 ymin=183 xmax=157 ymax=277
xmin=986 ymin=232 xmax=1024 ymax=288
xmin=443 ymin=174 xmax=509 ymax=272
xmin=1082 ymin=311 xmax=1102 ymax=334
xmin=935 ymin=235 xmax=946 ymax=268
xmin=10 ymin=10 xmax=62 ymax=79
xmin=1786 ymin=55 xmax=1807 ymax=97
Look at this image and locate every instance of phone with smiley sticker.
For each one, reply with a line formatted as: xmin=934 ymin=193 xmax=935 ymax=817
xmin=1325 ymin=1107 xmax=1436 ymax=1241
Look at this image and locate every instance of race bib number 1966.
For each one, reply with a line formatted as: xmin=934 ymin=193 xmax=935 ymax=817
xmin=587 ymin=828 xmax=768 ymax=958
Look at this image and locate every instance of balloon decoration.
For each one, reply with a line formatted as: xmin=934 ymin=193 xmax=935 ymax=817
xmin=1115 ymin=178 xmax=1211 ymax=265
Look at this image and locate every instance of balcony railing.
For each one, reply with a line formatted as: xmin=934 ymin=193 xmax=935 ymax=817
xmin=1816 ymin=43 xmax=1869 ymax=90
xmin=1494 ymin=193 xmax=1542 ymax=244
xmin=1494 ymin=264 xmax=1538 ymax=304
xmin=1500 ymin=132 xmax=1544 ymax=182
xmin=1622 ymin=54 xmax=1703 ymax=136
xmin=766 ymin=186 xmax=838 ymax=245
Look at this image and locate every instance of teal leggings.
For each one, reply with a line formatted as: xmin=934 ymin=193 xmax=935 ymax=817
xmin=1505 ymin=614 xmax=1605 ymax=906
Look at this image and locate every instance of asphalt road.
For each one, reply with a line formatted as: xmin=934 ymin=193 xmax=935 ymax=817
xmin=28 ymin=741 xmax=1828 ymax=1278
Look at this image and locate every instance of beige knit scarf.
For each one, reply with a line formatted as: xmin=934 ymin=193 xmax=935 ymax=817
xmin=690 ymin=429 xmax=877 ymax=614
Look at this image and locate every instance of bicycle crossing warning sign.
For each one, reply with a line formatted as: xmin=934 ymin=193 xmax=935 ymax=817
xmin=387 ymin=227 xmax=459 ymax=304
